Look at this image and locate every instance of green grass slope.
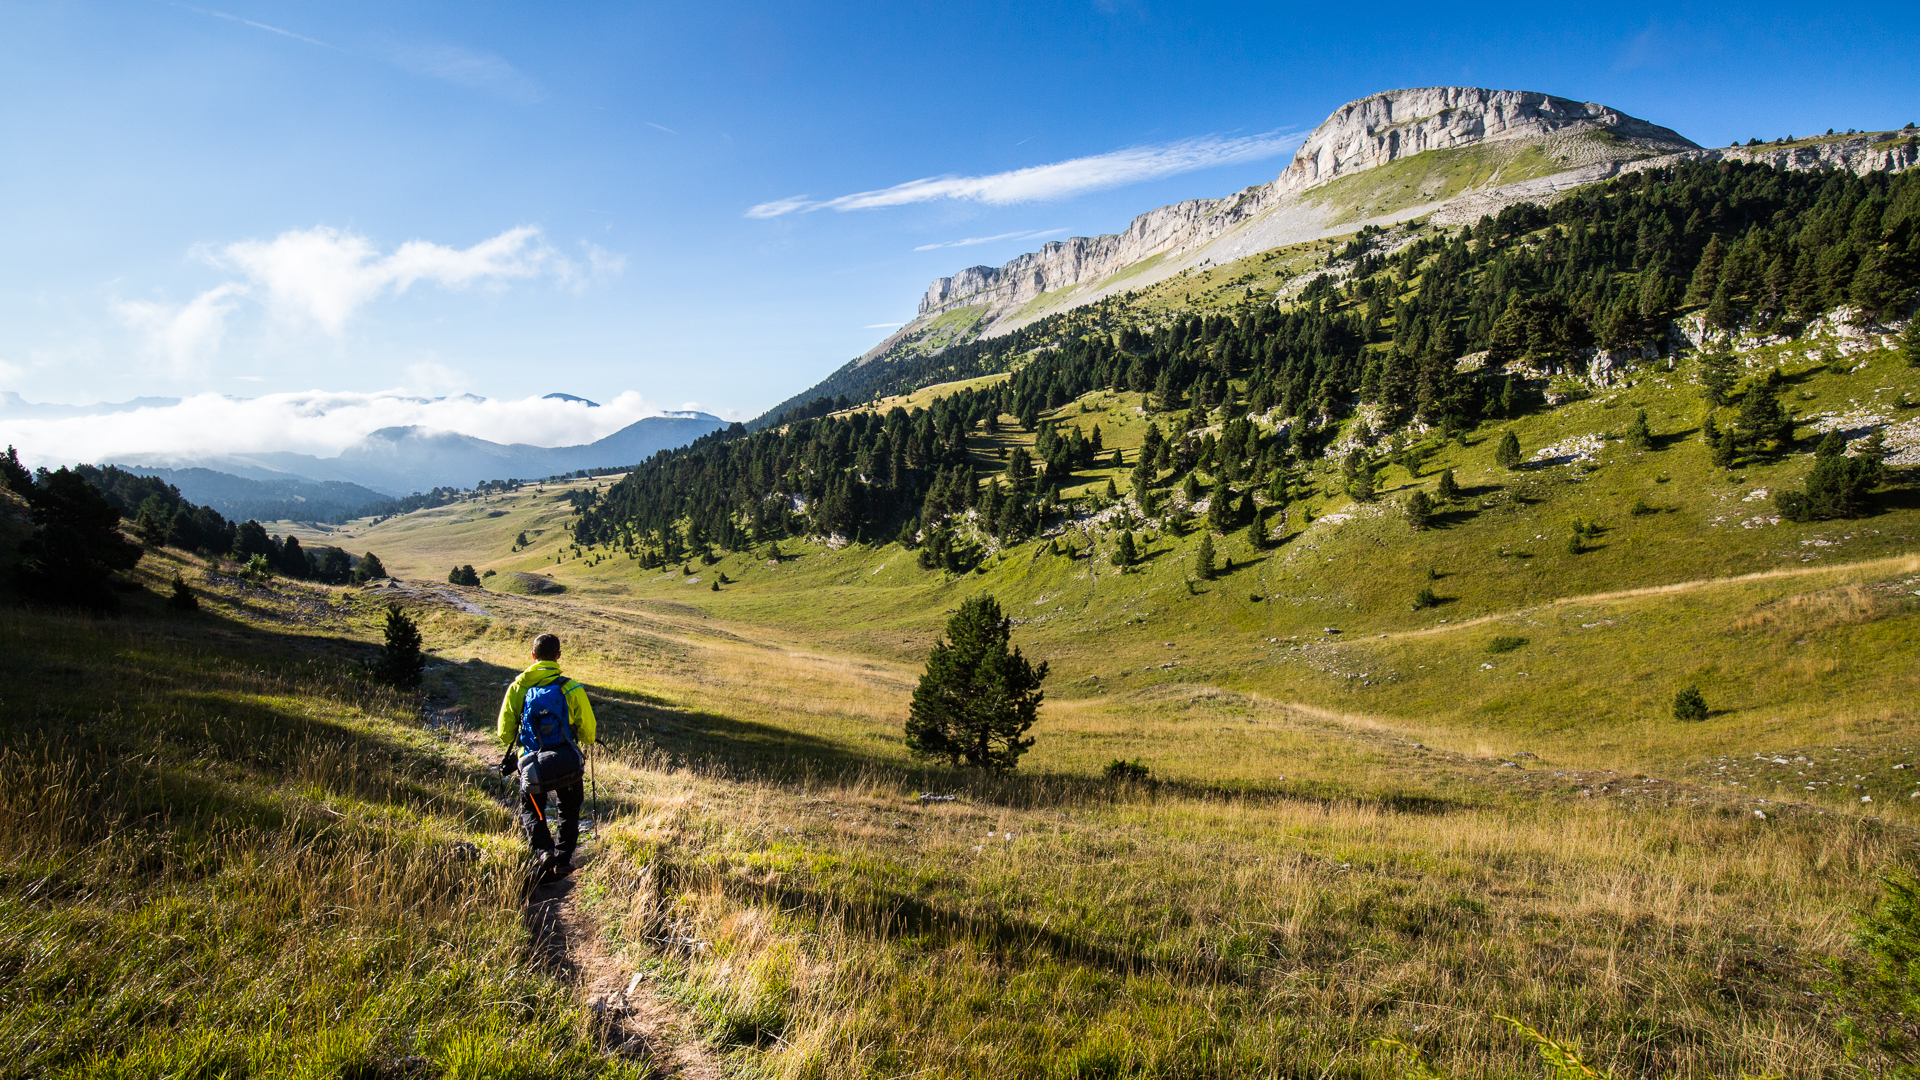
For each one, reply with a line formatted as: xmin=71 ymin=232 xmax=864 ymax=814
xmin=0 ymin=554 xmax=655 ymax=1078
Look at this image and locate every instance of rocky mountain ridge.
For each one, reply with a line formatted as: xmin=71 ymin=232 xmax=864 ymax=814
xmin=896 ymin=89 xmax=1918 ymax=359
xmin=903 ymin=88 xmax=1696 ymax=342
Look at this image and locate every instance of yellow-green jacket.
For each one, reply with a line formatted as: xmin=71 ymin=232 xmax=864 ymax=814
xmin=497 ymin=660 xmax=597 ymax=749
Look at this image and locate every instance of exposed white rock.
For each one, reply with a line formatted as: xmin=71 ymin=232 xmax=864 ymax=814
xmin=903 ymin=87 xmax=1696 ymax=344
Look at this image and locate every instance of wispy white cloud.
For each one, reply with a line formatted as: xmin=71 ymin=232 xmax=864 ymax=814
xmin=747 ymin=131 xmax=1303 ymax=219
xmin=647 ymin=122 xmax=679 ymax=135
xmin=180 ymin=5 xmax=343 ymax=51
xmin=212 ymin=225 xmax=566 ymax=334
xmin=113 ymin=282 xmax=249 ymax=376
xmin=913 ymin=228 xmax=1067 ymax=251
xmin=5 ymin=389 xmax=672 ymax=467
xmin=388 ymin=42 xmax=540 ymax=101
xmin=863 ymin=322 xmax=906 ymax=329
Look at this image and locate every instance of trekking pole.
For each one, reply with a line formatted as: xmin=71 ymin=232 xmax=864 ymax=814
xmin=589 ymin=743 xmax=598 ymax=835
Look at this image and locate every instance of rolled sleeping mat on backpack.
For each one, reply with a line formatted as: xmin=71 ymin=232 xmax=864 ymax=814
xmin=519 ymin=743 xmax=584 ymax=793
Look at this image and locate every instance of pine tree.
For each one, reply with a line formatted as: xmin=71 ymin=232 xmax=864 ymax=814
xmin=1624 ymin=409 xmax=1653 ymax=451
xmin=167 ymin=574 xmax=199 ymax=612
xmin=1902 ymin=321 xmax=1920 ymax=368
xmin=1349 ymin=467 xmax=1376 ymax=503
xmin=1735 ymin=384 xmax=1794 ymax=455
xmin=1672 ymin=685 xmax=1709 ymax=722
xmin=355 ymin=551 xmax=387 ymax=582
xmin=1113 ymin=530 xmax=1137 ymax=569
xmin=1207 ymin=486 xmax=1234 ymax=532
xmin=1685 ymin=235 xmax=1725 ymax=305
xmin=371 ymin=603 xmax=425 ymax=688
xmin=904 ymin=595 xmax=1047 ymax=771
xmin=1712 ymin=423 xmax=1740 ymax=468
xmin=1436 ymin=468 xmax=1459 ymax=502
xmin=15 ymin=467 xmax=144 ymax=611
xmin=1404 ymin=489 xmax=1433 ymax=530
xmin=1700 ymin=351 xmax=1738 ymax=407
xmin=1494 ymin=430 xmax=1522 ymax=470
xmin=1776 ymin=430 xmax=1886 ymax=520
xmin=1193 ymin=532 xmax=1216 ymax=580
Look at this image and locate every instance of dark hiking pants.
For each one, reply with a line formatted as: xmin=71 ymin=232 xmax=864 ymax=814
xmin=520 ymin=781 xmax=584 ymax=864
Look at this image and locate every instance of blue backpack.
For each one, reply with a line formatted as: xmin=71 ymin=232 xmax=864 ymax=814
xmin=517 ymin=677 xmax=584 ymax=792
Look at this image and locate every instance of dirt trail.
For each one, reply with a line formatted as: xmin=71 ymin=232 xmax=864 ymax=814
xmin=441 ymin=711 xmax=720 ymax=1078
xmin=1381 ymin=552 xmax=1920 ymax=641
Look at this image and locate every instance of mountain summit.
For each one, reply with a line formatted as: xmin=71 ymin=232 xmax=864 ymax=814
xmin=907 ymin=88 xmax=1696 ymax=342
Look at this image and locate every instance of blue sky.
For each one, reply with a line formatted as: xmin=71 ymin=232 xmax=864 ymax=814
xmin=2 ymin=0 xmax=1916 ymax=435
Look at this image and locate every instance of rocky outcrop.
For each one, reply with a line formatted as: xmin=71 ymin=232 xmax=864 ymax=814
xmin=910 ymin=87 xmax=1694 ymax=335
xmin=1630 ymin=132 xmax=1920 ymax=181
xmin=1272 ymin=87 xmax=1693 ymax=198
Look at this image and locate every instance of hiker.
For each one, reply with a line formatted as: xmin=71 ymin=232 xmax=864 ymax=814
xmin=496 ymin=633 xmax=596 ymax=884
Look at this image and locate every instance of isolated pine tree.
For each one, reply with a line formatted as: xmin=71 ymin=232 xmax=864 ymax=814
xmin=1113 ymin=530 xmax=1137 ymax=569
xmin=1435 ymin=468 xmax=1459 ymax=502
xmin=904 ymin=595 xmax=1047 ymax=771
xmin=1672 ymin=685 xmax=1709 ymax=722
xmin=1404 ymin=489 xmax=1433 ymax=530
xmin=167 ymin=574 xmax=199 ymax=612
xmin=1193 ymin=533 xmax=1216 ymax=580
xmin=372 ymin=603 xmax=425 ymax=689
xmin=1624 ymin=409 xmax=1653 ymax=452
xmin=1494 ymin=430 xmax=1522 ymax=470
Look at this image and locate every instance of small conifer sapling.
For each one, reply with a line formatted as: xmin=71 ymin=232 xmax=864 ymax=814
xmin=1673 ymin=685 xmax=1709 ymax=722
xmin=372 ymin=603 xmax=426 ymax=689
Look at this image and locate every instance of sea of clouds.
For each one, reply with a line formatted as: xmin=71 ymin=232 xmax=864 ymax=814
xmin=2 ymin=389 xmax=673 ymax=469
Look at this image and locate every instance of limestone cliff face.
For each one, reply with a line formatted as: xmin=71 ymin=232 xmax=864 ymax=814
xmin=911 ymin=87 xmax=1694 ymax=329
xmin=1271 ymin=87 xmax=1691 ymax=198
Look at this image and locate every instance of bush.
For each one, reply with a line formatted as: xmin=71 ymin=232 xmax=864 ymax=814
xmin=448 ymin=564 xmax=480 ymax=586
xmin=1565 ymin=533 xmax=1585 ymax=555
xmin=1672 ymin=685 xmax=1708 ymax=722
xmin=1435 ymin=469 xmax=1459 ymax=501
xmin=1103 ymin=758 xmax=1151 ymax=783
xmin=1629 ymin=497 xmax=1655 ymax=516
xmin=1411 ymin=587 xmax=1439 ymax=610
xmin=1488 ymin=636 xmax=1527 ymax=653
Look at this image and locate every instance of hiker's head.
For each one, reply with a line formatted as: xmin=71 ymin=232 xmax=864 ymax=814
xmin=531 ymin=634 xmax=561 ymax=661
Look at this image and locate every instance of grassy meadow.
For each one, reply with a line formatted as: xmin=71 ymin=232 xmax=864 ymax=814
xmin=91 ymin=321 xmax=1904 ymax=1076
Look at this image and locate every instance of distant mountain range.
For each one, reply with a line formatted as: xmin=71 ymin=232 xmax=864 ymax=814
xmin=115 ymin=467 xmax=399 ymax=523
xmin=112 ymin=411 xmax=730 ymax=496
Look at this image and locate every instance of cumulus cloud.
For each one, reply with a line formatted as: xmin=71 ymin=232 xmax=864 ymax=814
xmin=5 ymin=389 xmax=671 ymax=468
xmin=747 ymin=131 xmax=1303 ymax=218
xmin=113 ymin=283 xmax=248 ymax=375
xmin=913 ymin=228 xmax=1066 ymax=251
xmin=215 ymin=225 xmax=560 ymax=333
